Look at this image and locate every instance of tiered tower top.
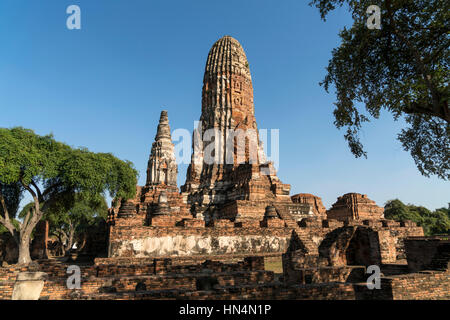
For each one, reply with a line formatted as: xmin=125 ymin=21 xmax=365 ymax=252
xmin=200 ymin=35 xmax=256 ymax=133
xmin=204 ymin=35 xmax=252 ymax=82
xmin=155 ymin=110 xmax=171 ymax=140
xmin=146 ymin=110 xmax=177 ymax=188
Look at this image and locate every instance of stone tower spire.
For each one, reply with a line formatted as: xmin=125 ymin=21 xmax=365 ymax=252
xmin=202 ymin=35 xmax=255 ymax=132
xmin=181 ymin=36 xmax=290 ymax=221
xmin=146 ymin=110 xmax=177 ymax=188
xmin=183 ymin=36 xmax=263 ymax=187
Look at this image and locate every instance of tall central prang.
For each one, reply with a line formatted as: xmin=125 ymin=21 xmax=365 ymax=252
xmin=181 ymin=36 xmax=291 ymax=222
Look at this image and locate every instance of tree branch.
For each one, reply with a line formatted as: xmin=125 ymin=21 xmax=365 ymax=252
xmin=385 ymin=0 xmax=448 ymax=122
xmin=42 ymin=181 xmax=63 ymax=199
xmin=22 ymin=207 xmax=33 ymax=231
xmin=30 ymin=180 xmax=43 ymax=203
xmin=0 ymin=190 xmax=18 ymax=236
xmin=55 ymin=228 xmax=68 ymax=245
xmin=0 ymin=190 xmax=10 ymax=221
xmin=20 ymin=179 xmax=44 ymax=232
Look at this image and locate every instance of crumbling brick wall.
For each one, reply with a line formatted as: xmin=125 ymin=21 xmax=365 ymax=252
xmin=404 ymin=236 xmax=450 ymax=272
xmin=108 ymin=225 xmax=293 ymax=258
xmin=355 ymin=269 xmax=450 ymax=300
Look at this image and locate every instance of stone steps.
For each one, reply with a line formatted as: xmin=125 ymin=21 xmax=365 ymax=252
xmin=93 ymin=270 xmax=274 ymax=293
xmin=273 ymin=205 xmax=298 ymax=228
xmin=75 ymin=282 xmax=282 ymax=300
xmin=75 ymin=280 xmax=357 ymax=300
xmin=41 ymin=269 xmax=275 ymax=299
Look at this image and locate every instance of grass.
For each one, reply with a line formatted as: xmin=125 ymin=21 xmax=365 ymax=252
xmin=264 ymin=258 xmax=283 ymax=275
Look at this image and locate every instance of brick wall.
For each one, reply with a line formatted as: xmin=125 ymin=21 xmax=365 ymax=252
xmin=404 ymin=236 xmax=450 ymax=272
xmin=108 ymin=225 xmax=293 ymax=258
xmin=356 ymin=269 xmax=450 ymax=300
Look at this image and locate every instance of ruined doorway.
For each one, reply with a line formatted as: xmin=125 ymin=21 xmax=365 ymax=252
xmin=319 ymin=226 xmax=382 ymax=267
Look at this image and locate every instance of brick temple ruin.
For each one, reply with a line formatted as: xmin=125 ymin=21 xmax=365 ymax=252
xmin=0 ymin=36 xmax=448 ymax=300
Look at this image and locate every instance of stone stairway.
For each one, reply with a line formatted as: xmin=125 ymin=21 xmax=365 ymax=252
xmin=273 ymin=204 xmax=298 ymax=228
xmin=37 ymin=257 xmax=277 ymax=300
xmin=70 ymin=269 xmax=276 ymax=300
xmin=76 ymin=280 xmax=357 ymax=300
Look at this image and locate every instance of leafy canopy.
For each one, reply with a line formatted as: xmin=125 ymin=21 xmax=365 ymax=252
xmin=0 ymin=127 xmax=138 ymax=221
xmin=384 ymin=199 xmax=450 ymax=235
xmin=0 ymin=182 xmax=23 ymax=220
xmin=43 ymin=194 xmax=108 ymax=235
xmin=309 ymin=0 xmax=449 ymax=179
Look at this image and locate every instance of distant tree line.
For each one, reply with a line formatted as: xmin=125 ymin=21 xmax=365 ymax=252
xmin=384 ymin=199 xmax=450 ymax=236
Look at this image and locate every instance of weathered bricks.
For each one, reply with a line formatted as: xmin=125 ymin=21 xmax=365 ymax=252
xmin=404 ymin=236 xmax=450 ymax=272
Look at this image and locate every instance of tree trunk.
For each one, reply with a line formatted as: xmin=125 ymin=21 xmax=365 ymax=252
xmin=77 ymin=233 xmax=87 ymax=252
xmin=65 ymin=226 xmax=74 ymax=256
xmin=17 ymin=235 xmax=32 ymax=265
xmin=13 ymin=179 xmax=44 ymax=265
xmin=56 ymin=233 xmax=65 ymax=256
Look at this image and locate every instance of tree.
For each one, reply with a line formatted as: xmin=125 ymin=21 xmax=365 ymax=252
xmin=309 ymin=0 xmax=449 ymax=179
xmin=0 ymin=127 xmax=138 ymax=264
xmin=384 ymin=199 xmax=450 ymax=235
xmin=41 ymin=194 xmax=108 ymax=256
xmin=0 ymin=183 xmax=22 ymax=235
xmin=384 ymin=199 xmax=424 ymax=222
xmin=422 ymin=206 xmax=450 ymax=235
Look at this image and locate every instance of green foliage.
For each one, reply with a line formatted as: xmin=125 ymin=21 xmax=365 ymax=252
xmin=18 ymin=202 xmax=36 ymax=220
xmin=384 ymin=199 xmax=450 ymax=235
xmin=0 ymin=182 xmax=23 ymax=220
xmin=43 ymin=193 xmax=108 ymax=254
xmin=0 ymin=127 xmax=138 ymax=259
xmin=0 ymin=127 xmax=138 ymax=211
xmin=0 ymin=219 xmax=20 ymax=234
xmin=0 ymin=127 xmax=63 ymax=185
xmin=309 ymin=0 xmax=450 ymax=179
xmin=45 ymin=194 xmax=108 ymax=234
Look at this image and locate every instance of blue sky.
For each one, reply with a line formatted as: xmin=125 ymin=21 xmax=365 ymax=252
xmin=1 ymin=0 xmax=448 ymax=210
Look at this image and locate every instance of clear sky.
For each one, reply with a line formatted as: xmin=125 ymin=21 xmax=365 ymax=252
xmin=1 ymin=0 xmax=448 ymax=210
